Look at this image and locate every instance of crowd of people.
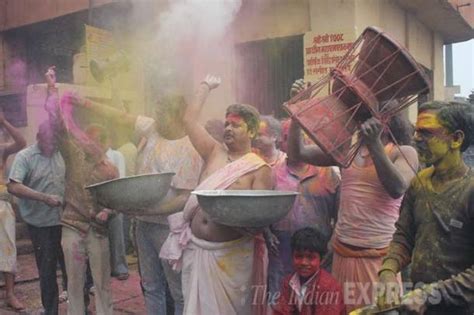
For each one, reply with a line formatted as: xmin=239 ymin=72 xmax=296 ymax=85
xmin=0 ymin=66 xmax=473 ymax=315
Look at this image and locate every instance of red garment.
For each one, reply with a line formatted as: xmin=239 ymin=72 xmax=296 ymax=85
xmin=273 ymin=269 xmax=346 ymax=315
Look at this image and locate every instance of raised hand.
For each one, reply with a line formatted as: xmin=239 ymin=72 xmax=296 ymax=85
xmin=360 ymin=117 xmax=383 ymax=145
xmin=290 ymin=79 xmax=308 ymax=98
xmin=202 ymin=74 xmax=221 ymax=90
xmin=45 ymin=66 xmax=56 ymax=88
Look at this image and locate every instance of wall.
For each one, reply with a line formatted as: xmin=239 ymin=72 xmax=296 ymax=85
xmin=353 ymin=0 xmax=444 ymax=121
xmin=196 ymin=0 xmax=311 ymax=122
xmin=310 ymin=0 xmax=356 ymax=33
xmin=0 ymin=0 xmax=114 ymax=31
xmin=232 ymin=0 xmax=310 ymax=43
xmin=0 ymin=34 xmax=4 ymax=90
xmin=432 ymin=32 xmax=445 ymax=100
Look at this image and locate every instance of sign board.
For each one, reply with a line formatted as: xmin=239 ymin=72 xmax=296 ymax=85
xmin=85 ymin=24 xmax=117 ymax=87
xmin=303 ymin=30 xmax=355 ymax=83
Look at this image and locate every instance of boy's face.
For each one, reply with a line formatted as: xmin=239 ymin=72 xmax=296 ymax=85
xmin=292 ymin=250 xmax=321 ymax=278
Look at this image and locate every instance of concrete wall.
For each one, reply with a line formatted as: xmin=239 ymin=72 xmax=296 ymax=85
xmin=3 ymin=0 xmax=450 ymax=136
xmin=0 ymin=34 xmax=4 ymax=90
xmin=310 ymin=0 xmax=356 ymax=33
xmin=233 ymin=0 xmax=310 ymax=43
xmin=197 ymin=0 xmax=311 ymax=122
xmin=0 ymin=0 xmax=114 ymax=31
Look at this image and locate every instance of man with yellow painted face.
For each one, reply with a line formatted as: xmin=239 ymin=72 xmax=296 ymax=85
xmin=378 ymin=101 xmax=474 ymax=314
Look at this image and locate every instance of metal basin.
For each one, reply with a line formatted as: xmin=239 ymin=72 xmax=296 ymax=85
xmin=192 ymin=190 xmax=298 ymax=228
xmin=85 ymin=173 xmax=174 ymax=214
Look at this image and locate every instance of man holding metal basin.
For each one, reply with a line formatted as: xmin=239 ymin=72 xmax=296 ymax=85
xmin=70 ymin=87 xmax=203 ymax=315
xmin=159 ymin=75 xmax=288 ymax=315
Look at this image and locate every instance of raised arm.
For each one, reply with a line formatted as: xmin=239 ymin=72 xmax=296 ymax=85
xmin=362 ymin=118 xmax=418 ymax=199
xmin=0 ymin=112 xmax=26 ymax=159
xmin=44 ymin=66 xmax=136 ymax=133
xmin=286 ymin=79 xmax=336 ymax=166
xmin=287 ymin=119 xmax=336 ymax=166
xmin=183 ymin=75 xmax=221 ymax=161
xmin=78 ymin=99 xmax=137 ymax=131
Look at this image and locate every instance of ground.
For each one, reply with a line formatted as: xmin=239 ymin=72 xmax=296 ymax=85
xmin=0 ymin=254 xmax=145 ymax=314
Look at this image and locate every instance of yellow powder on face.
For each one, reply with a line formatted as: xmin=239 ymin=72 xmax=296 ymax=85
xmin=415 ymin=112 xmax=451 ymax=165
xmin=416 ymin=112 xmax=443 ymax=130
xmin=416 ymin=112 xmax=463 ymax=175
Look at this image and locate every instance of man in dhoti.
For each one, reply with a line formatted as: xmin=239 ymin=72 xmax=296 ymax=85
xmin=160 ymin=75 xmax=273 ymax=315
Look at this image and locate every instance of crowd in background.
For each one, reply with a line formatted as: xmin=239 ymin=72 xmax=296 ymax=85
xmin=0 ymin=66 xmax=473 ymax=315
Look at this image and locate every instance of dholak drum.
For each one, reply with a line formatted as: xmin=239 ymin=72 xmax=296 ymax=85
xmin=284 ymin=26 xmax=431 ymax=167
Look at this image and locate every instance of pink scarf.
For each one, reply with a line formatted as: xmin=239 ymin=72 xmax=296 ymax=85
xmin=160 ymin=152 xmax=266 ymax=266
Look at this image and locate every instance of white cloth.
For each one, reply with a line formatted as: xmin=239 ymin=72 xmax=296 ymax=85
xmin=0 ymin=199 xmax=16 ymax=273
xmin=117 ymin=142 xmax=137 ymax=176
xmin=106 ymin=148 xmax=126 ymax=178
xmin=62 ymin=226 xmax=113 ymax=315
xmin=182 ymin=234 xmax=254 ymax=315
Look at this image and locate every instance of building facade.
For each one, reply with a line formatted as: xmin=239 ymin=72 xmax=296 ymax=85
xmin=0 ymin=0 xmax=473 ymax=142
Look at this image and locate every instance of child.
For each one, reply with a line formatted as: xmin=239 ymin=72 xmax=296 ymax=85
xmin=273 ymin=227 xmax=346 ymax=315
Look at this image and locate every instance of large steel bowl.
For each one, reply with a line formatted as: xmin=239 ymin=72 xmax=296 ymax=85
xmin=85 ymin=173 xmax=175 ymax=214
xmin=192 ymin=190 xmax=298 ymax=228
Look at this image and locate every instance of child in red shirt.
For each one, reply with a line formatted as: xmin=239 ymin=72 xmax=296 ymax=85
xmin=273 ymin=227 xmax=346 ymax=315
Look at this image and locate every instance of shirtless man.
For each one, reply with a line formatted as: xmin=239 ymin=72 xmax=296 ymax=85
xmin=185 ymin=77 xmax=272 ymax=242
xmin=161 ymin=75 xmax=272 ymax=314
